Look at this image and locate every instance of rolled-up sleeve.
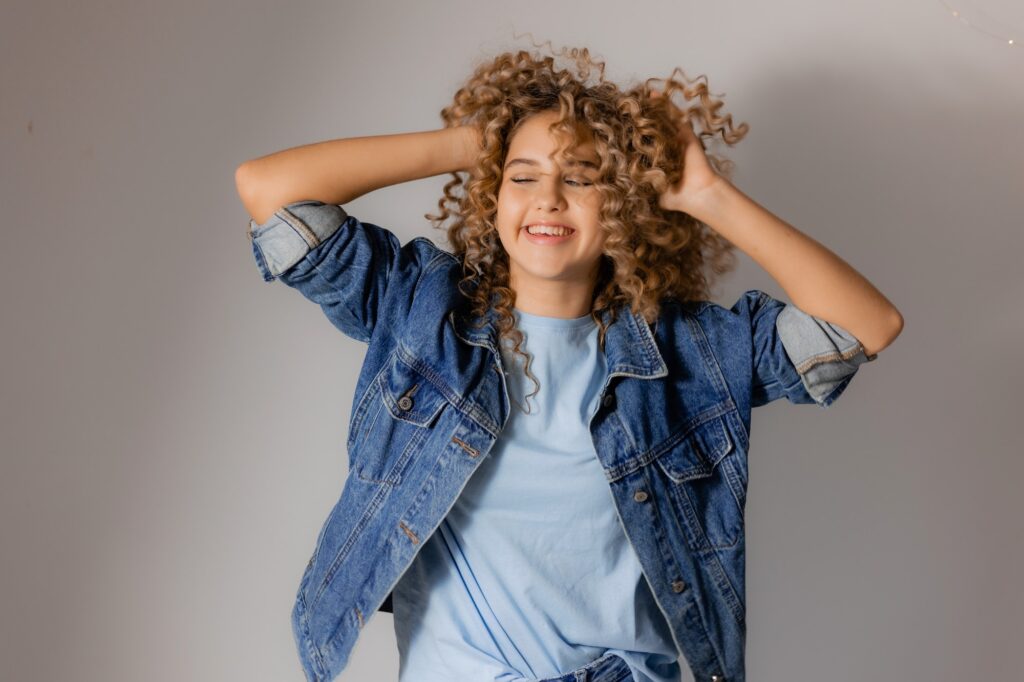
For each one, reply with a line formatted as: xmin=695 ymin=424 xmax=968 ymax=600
xmin=739 ymin=289 xmax=877 ymax=408
xmin=245 ymin=200 xmax=406 ymax=344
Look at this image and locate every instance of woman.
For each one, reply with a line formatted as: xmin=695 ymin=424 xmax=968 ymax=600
xmin=237 ymin=42 xmax=903 ymax=682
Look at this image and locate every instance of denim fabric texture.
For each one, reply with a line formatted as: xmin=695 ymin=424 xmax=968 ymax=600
xmin=246 ymin=200 xmax=876 ymax=682
xmin=532 ymin=651 xmax=636 ymax=682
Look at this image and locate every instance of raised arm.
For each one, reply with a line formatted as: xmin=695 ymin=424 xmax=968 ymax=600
xmin=234 ymin=124 xmax=482 ymax=344
xmin=235 ymin=126 xmax=482 ymax=224
xmin=655 ymin=110 xmax=903 ymax=359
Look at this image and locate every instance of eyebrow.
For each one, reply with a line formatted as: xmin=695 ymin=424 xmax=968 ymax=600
xmin=504 ymin=157 xmax=600 ymax=171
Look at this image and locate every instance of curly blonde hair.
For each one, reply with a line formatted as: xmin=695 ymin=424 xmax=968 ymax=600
xmin=425 ymin=40 xmax=749 ymax=410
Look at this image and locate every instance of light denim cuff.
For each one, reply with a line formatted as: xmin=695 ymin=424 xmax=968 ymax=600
xmin=776 ymin=304 xmax=877 ymax=408
xmin=246 ymin=200 xmax=349 ymax=281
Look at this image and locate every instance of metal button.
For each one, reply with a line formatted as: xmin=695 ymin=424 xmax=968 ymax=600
xmin=710 ymin=676 xmax=726 ymax=681
xmin=671 ymin=579 xmax=687 ymax=593
xmin=602 ymin=393 xmax=615 ymax=407
xmin=398 ymin=396 xmax=413 ymax=411
xmin=633 ymin=490 xmax=649 ymax=502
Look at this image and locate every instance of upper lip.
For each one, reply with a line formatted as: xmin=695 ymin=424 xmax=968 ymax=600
xmin=522 ymin=221 xmax=575 ymax=231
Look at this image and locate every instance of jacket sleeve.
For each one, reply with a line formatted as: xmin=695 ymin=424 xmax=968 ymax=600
xmin=734 ymin=289 xmax=878 ymax=409
xmin=246 ymin=199 xmax=409 ymax=344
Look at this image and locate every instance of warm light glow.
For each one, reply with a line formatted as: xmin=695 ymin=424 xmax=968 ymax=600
xmin=940 ymin=0 xmax=1019 ymax=47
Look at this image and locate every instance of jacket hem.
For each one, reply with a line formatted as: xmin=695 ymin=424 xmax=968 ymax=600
xmin=292 ymin=588 xmax=328 ymax=681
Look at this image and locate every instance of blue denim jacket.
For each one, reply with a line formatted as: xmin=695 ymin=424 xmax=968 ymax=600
xmin=246 ymin=200 xmax=876 ymax=682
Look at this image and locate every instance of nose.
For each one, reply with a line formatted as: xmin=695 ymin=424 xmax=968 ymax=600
xmin=536 ymin=178 xmax=568 ymax=212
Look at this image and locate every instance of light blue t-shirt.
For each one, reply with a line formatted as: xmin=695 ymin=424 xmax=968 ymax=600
xmin=393 ymin=307 xmax=681 ymax=682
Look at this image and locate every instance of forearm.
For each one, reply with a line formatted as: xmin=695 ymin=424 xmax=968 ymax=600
xmin=236 ymin=126 xmax=481 ymax=224
xmin=686 ymin=179 xmax=904 ymax=356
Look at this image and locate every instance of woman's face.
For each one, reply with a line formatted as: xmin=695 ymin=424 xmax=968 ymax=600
xmin=495 ymin=110 xmax=606 ymax=296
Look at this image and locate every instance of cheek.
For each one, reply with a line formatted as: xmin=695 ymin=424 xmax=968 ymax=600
xmin=589 ymin=228 xmax=609 ymax=253
xmin=496 ymin=196 xmax=526 ymax=233
xmin=495 ymin=190 xmax=513 ymax=217
xmin=495 ymin=216 xmax=520 ymax=248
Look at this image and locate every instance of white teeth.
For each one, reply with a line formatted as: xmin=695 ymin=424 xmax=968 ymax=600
xmin=526 ymin=225 xmax=573 ymax=236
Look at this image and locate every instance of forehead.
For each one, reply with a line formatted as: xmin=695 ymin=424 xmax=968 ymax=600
xmin=506 ymin=112 xmax=598 ymax=168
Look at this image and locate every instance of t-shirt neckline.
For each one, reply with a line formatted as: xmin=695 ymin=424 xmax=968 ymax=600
xmin=512 ymin=307 xmax=596 ymax=330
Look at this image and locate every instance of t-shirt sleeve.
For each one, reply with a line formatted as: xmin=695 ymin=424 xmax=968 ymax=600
xmin=733 ymin=289 xmax=878 ymax=408
xmin=246 ymin=199 xmax=414 ymax=345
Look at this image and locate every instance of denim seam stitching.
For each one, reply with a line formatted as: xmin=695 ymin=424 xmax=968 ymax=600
xmin=295 ymin=590 xmax=327 ymax=679
xmin=311 ymin=480 xmax=392 ymax=611
xmin=792 ymin=343 xmax=865 ymax=375
xmin=277 ymin=206 xmax=321 ymax=248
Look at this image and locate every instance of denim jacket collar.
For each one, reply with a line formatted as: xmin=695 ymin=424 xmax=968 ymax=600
xmin=449 ymin=297 xmax=670 ymax=381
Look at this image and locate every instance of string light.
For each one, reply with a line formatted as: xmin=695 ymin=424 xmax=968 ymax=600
xmin=939 ymin=0 xmax=1017 ymax=46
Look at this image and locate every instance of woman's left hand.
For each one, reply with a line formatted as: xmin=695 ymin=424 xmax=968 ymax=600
xmin=651 ymin=89 xmax=727 ymax=215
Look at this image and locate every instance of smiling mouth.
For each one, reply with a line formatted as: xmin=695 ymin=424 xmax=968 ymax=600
xmin=521 ymin=225 xmax=576 ymax=235
xmin=520 ymin=225 xmax=577 ymax=245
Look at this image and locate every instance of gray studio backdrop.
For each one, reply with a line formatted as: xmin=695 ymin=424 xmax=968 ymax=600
xmin=3 ymin=0 xmax=1021 ymax=680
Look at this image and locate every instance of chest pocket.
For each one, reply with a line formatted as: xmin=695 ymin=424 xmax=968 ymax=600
xmin=652 ymin=414 xmax=746 ymax=552
xmin=347 ymin=351 xmax=450 ymax=485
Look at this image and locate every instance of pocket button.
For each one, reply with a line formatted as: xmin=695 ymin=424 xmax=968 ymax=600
xmin=633 ymin=490 xmax=649 ymax=502
xmin=398 ymin=396 xmax=413 ymax=411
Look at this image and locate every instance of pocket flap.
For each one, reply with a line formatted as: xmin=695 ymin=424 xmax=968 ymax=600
xmin=379 ymin=355 xmax=449 ymax=428
xmin=653 ymin=416 xmax=734 ymax=483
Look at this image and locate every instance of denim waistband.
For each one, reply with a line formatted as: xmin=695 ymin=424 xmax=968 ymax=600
xmin=531 ymin=651 xmax=634 ymax=682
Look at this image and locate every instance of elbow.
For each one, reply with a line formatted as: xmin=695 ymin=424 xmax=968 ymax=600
xmin=862 ymin=308 xmax=905 ymax=359
xmin=891 ymin=307 xmax=905 ymax=336
xmin=235 ymin=163 xmax=274 ymax=225
xmin=884 ymin=305 xmax=905 ymax=344
xmin=235 ymin=162 xmax=260 ymax=203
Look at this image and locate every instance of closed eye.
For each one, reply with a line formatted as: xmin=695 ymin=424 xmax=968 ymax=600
xmin=510 ymin=178 xmax=592 ymax=187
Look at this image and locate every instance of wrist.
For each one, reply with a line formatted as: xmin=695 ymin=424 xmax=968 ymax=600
xmin=680 ymin=176 xmax=735 ymax=223
xmin=452 ymin=125 xmax=482 ymax=173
